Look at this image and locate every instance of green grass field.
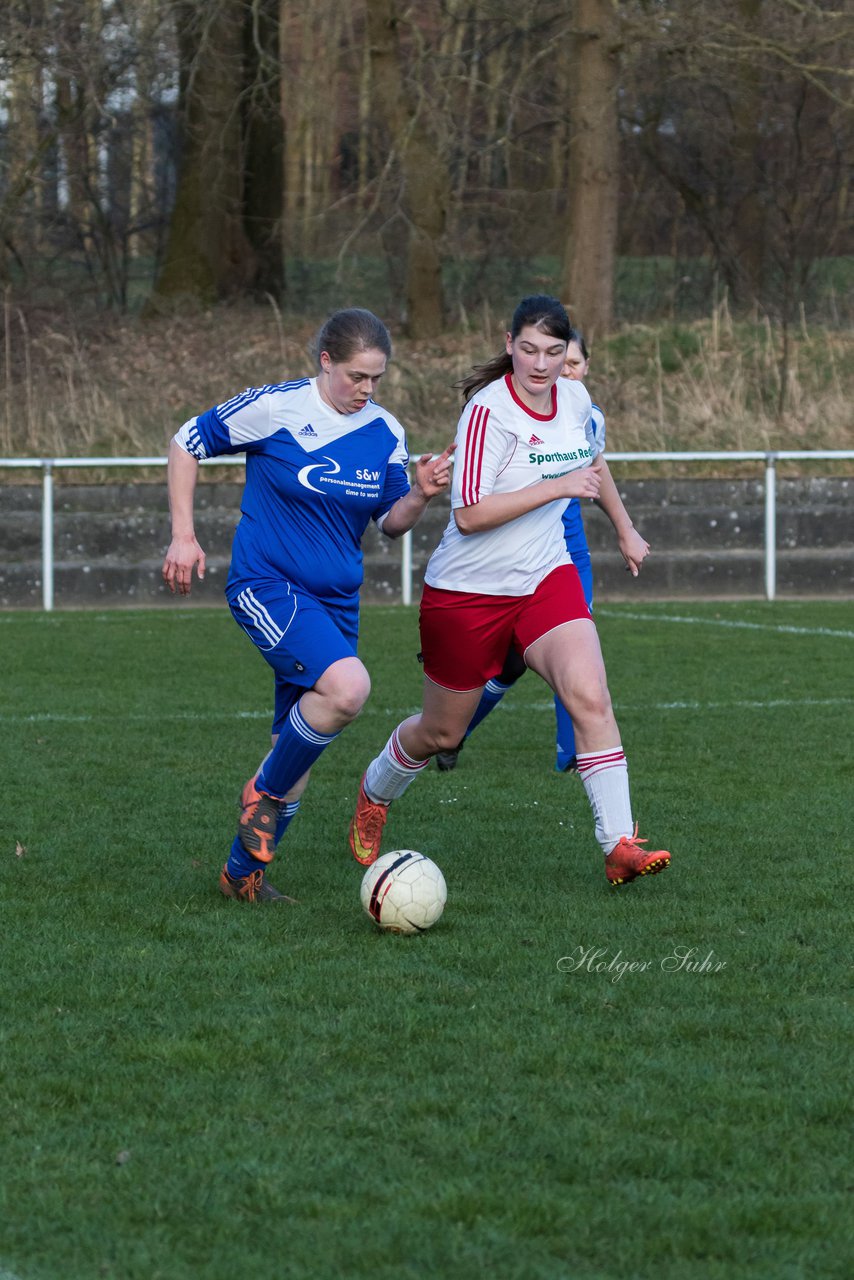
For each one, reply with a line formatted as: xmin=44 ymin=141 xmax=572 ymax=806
xmin=1 ymin=602 xmax=852 ymax=1280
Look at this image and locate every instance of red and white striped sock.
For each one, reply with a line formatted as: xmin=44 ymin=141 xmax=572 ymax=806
xmin=365 ymin=726 xmax=430 ymax=803
xmin=577 ymin=746 xmax=633 ymax=855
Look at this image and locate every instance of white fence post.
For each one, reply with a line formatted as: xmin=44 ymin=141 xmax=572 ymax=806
xmin=401 ymin=458 xmax=414 ymax=605
xmin=764 ymin=453 xmax=777 ymax=602
xmin=401 ymin=529 xmax=413 ymax=606
xmin=42 ymin=461 xmax=54 ymax=612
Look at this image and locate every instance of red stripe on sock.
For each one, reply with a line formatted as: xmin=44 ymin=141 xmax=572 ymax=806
xmin=577 ymin=750 xmax=626 ymax=777
xmin=390 ymin=729 xmax=430 ymax=772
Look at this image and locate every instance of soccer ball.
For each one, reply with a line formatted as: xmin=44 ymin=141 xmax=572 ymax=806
xmin=360 ymin=850 xmax=447 ymax=935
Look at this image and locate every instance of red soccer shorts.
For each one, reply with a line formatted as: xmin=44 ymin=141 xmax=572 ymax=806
xmin=419 ymin=563 xmax=591 ymax=691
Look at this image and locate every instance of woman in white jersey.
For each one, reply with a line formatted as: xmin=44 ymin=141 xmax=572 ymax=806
xmin=434 ymin=325 xmax=650 ymax=774
xmin=349 ymin=295 xmax=670 ymax=887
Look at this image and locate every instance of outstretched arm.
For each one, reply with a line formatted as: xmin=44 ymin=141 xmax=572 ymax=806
xmin=162 ymin=439 xmax=207 ymax=595
xmin=591 ymin=455 xmax=649 ymax=577
xmin=382 ymin=443 xmax=457 ymax=538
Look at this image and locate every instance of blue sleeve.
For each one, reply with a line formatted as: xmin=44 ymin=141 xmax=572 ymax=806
xmin=373 ymin=459 xmax=410 ymax=526
xmin=590 ymin=404 xmax=606 ymax=453
xmin=197 ymin=407 xmax=251 ymax=457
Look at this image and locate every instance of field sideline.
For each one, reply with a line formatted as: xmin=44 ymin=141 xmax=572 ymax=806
xmin=1 ymin=601 xmax=851 ymax=1280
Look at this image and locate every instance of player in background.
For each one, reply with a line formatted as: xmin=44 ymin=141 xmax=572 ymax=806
xmin=434 ymin=328 xmax=649 ymax=774
xmin=348 ymin=295 xmax=670 ymax=888
xmin=163 ymin=308 xmax=454 ymax=902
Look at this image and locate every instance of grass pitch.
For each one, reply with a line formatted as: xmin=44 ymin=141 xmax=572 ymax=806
xmin=1 ymin=601 xmax=852 ymax=1280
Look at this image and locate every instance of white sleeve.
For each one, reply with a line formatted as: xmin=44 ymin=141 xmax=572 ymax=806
xmin=211 ymin=387 xmax=276 ymax=448
xmin=450 ymin=399 xmax=514 ymax=508
xmin=172 ymin=389 xmax=275 ymax=459
xmin=173 ymin=416 xmax=200 ymax=455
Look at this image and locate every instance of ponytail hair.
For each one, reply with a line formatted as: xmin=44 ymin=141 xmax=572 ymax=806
xmin=456 ymin=295 xmax=571 ymax=403
xmin=456 ymin=351 xmax=514 ymax=405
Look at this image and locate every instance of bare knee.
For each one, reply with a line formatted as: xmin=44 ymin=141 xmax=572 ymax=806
xmin=318 ymin=661 xmax=371 ymax=723
xmin=421 ymin=723 xmax=466 ymax=754
xmin=564 ymin=683 xmax=613 ymax=730
xmin=335 ymin=672 xmax=372 ymax=721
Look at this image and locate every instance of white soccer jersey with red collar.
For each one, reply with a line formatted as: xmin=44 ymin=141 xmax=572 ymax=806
xmin=424 ymin=373 xmax=598 ymax=596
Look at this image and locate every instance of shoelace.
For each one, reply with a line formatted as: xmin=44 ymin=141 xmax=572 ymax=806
xmin=618 ymin=823 xmax=645 ymax=849
xmin=360 ymin=797 xmax=387 ymax=842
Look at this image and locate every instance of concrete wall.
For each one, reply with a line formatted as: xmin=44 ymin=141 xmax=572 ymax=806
xmin=0 ymin=476 xmax=851 ymax=608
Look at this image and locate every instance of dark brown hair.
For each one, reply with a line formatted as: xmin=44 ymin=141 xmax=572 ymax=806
xmin=457 ymin=295 xmax=571 ymax=403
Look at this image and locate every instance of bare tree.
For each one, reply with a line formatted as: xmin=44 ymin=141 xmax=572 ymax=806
xmin=152 ymin=0 xmax=256 ymax=302
xmin=0 ymin=0 xmax=849 ymax=332
xmin=280 ymin=0 xmax=343 ymax=259
xmin=365 ymin=0 xmax=449 ymax=337
xmin=242 ymin=0 xmax=285 ymax=297
xmin=625 ymin=0 xmax=854 ymax=316
xmin=561 ymin=0 xmax=620 ymax=338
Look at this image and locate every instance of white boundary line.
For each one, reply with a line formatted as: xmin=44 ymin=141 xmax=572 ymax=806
xmin=3 ymin=607 xmax=853 ymax=640
xmin=3 ymin=696 xmax=852 ymax=726
xmin=597 ymin=608 xmax=854 ymax=640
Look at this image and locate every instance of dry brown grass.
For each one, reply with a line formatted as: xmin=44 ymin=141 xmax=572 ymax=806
xmin=1 ymin=299 xmax=851 ymax=461
xmin=596 ymin=302 xmax=853 ymax=456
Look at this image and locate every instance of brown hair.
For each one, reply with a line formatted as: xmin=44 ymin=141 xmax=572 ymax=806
xmin=456 ymin=295 xmax=571 ymax=402
xmin=313 ymin=308 xmax=392 ymax=366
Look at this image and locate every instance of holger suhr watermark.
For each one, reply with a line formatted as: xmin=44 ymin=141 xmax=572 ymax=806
xmin=557 ymin=945 xmax=727 ymax=983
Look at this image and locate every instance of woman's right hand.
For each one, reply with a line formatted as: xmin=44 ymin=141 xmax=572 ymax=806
xmin=162 ymin=535 xmax=206 ymax=595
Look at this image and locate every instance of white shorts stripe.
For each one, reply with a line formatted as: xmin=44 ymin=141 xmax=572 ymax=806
xmin=237 ymin=588 xmax=284 ymax=649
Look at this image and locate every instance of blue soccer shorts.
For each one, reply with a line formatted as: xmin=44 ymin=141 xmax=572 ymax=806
xmin=227 ymin=579 xmax=359 ymax=733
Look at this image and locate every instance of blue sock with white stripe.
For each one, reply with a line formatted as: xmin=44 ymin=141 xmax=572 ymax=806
xmin=226 ymin=799 xmax=302 ymax=880
xmin=256 ymin=700 xmax=339 ymax=801
xmin=276 ymin=799 xmax=301 ymax=843
xmin=465 ymin=678 xmax=513 ymax=738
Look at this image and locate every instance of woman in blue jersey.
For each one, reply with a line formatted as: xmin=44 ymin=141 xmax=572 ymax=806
xmin=349 ymin=296 xmax=670 ymax=888
xmin=163 ymin=308 xmax=454 ymax=902
xmin=433 ymin=326 xmax=649 ymax=774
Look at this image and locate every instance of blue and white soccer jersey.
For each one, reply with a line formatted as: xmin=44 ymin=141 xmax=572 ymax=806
xmin=173 ymin=377 xmax=411 ymax=721
xmin=175 ymin=377 xmax=410 ymax=608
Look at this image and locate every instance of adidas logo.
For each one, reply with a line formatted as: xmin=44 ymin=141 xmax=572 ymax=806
xmin=298 ymin=423 xmax=318 ymax=437
xmin=529 ymin=434 xmax=544 ymax=446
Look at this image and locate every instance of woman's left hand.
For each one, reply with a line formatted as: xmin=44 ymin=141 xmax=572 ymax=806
xmin=413 ymin=443 xmax=456 ymax=498
xmin=619 ymin=528 xmax=651 ymax=577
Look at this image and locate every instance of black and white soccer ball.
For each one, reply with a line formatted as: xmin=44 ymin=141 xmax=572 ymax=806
xmin=360 ymin=850 xmax=447 ymax=934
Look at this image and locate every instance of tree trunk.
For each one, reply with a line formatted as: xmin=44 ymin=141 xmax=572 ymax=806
xmin=153 ymin=0 xmax=256 ymax=304
xmin=561 ymin=0 xmax=620 ymax=340
xmin=365 ymin=0 xmax=448 ymax=338
xmin=127 ymin=0 xmax=160 ymax=262
xmin=2 ymin=18 xmax=43 ymax=276
xmin=242 ymin=0 xmax=285 ymax=298
xmin=728 ymin=0 xmax=765 ymax=308
xmin=55 ymin=0 xmax=96 ymax=259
